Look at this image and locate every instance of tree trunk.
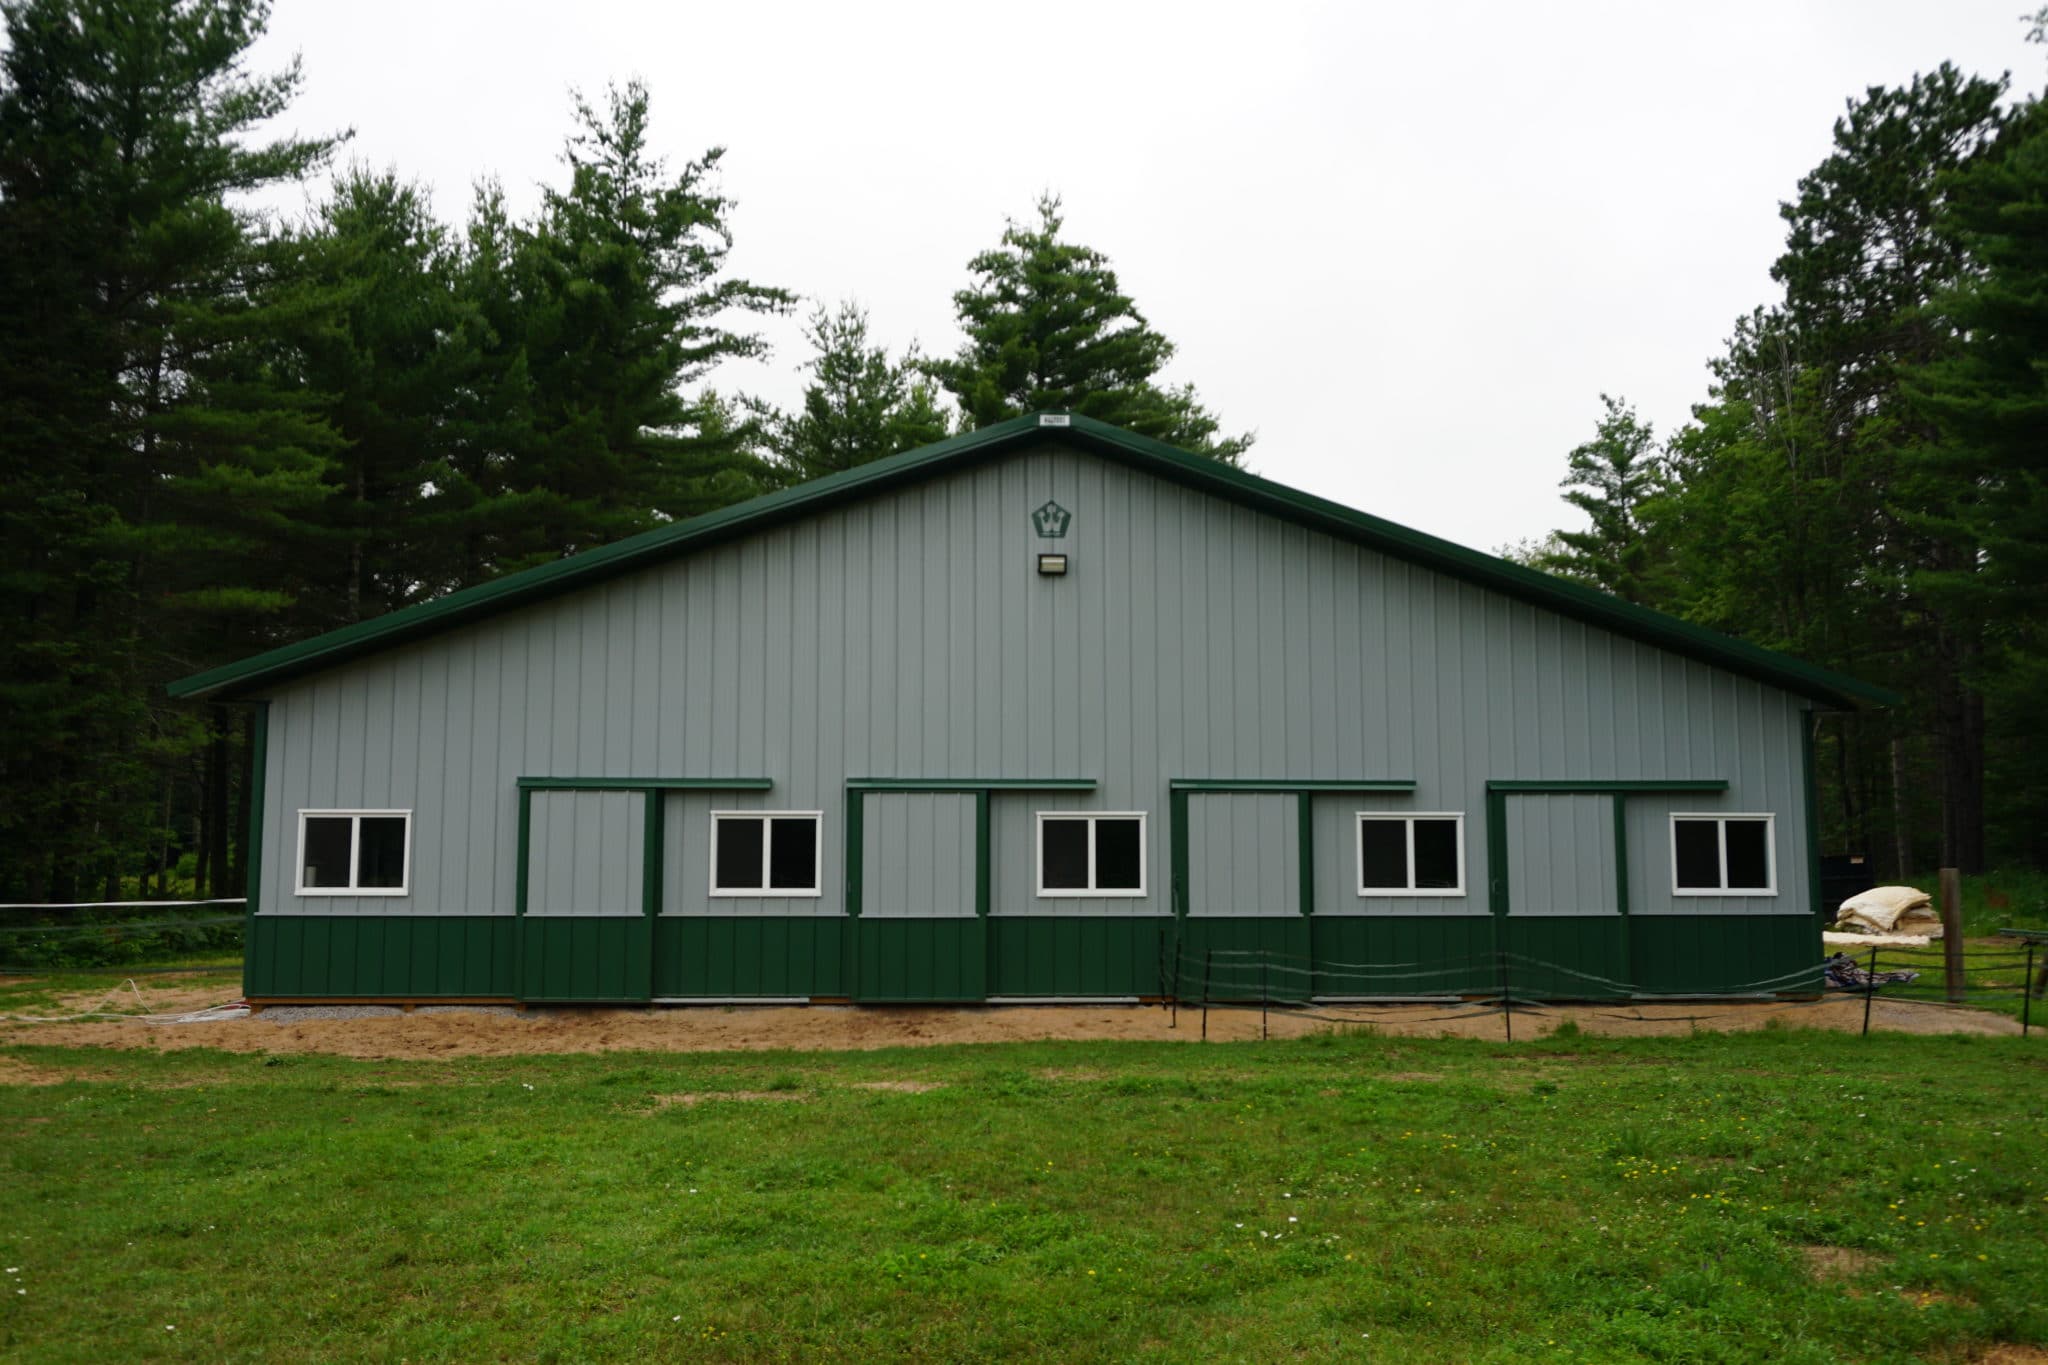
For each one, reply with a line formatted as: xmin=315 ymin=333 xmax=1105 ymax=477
xmin=1890 ymin=735 xmax=1912 ymax=880
xmin=229 ymin=708 xmax=253 ymax=894
xmin=205 ymin=708 xmax=231 ymax=898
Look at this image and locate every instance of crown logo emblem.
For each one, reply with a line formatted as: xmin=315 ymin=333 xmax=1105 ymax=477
xmin=1032 ymin=499 xmax=1071 ymax=538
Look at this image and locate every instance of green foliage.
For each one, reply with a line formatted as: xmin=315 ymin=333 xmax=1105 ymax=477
xmin=1540 ymin=64 xmax=2030 ymax=874
xmin=0 ymin=1032 xmax=2043 ymax=1360
xmin=1906 ymin=97 xmax=2048 ymax=867
xmin=764 ymin=300 xmax=952 ymax=485
xmin=0 ymin=33 xmax=791 ymax=900
xmin=930 ymin=194 xmax=1251 ymax=463
xmin=1537 ymin=395 xmax=1664 ymax=603
xmin=0 ymin=0 xmax=341 ymax=902
xmin=491 ymin=82 xmax=792 ymax=569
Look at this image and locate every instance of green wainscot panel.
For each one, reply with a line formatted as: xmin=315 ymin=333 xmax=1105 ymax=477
xmin=247 ymin=916 xmax=517 ymax=998
xmin=518 ymin=916 xmax=653 ymax=1002
xmin=855 ymin=918 xmax=987 ymax=1002
xmin=1630 ymin=915 xmax=1822 ymax=996
xmin=1175 ymin=919 xmax=1313 ymax=1002
xmin=1501 ymin=917 xmax=1630 ymax=1001
xmin=986 ymin=917 xmax=1173 ymax=997
xmin=652 ymin=917 xmax=848 ymax=998
xmin=1309 ymin=917 xmax=1496 ymax=997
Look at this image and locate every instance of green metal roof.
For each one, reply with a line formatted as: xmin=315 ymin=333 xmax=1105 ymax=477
xmin=167 ymin=412 xmax=1899 ymax=708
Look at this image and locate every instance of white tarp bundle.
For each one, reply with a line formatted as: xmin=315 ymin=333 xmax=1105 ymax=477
xmin=1832 ymin=885 xmax=1944 ymax=940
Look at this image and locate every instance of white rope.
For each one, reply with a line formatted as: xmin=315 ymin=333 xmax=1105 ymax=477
xmin=0 ymin=977 xmax=247 ymax=1024
xmin=0 ymin=898 xmax=247 ymax=910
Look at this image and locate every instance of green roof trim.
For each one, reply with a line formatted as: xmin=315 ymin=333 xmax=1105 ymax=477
xmin=168 ymin=412 xmax=1899 ymax=708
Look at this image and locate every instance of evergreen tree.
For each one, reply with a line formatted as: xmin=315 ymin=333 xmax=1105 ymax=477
xmin=1907 ymin=97 xmax=2048 ymax=865
xmin=0 ymin=0 xmax=339 ymax=900
xmin=766 ymin=301 xmax=951 ymax=484
xmin=1537 ymin=395 xmax=1663 ymax=602
xmin=288 ymin=170 xmax=468 ymax=624
xmin=930 ymin=195 xmax=1251 ymax=463
xmin=500 ymin=82 xmax=790 ymax=567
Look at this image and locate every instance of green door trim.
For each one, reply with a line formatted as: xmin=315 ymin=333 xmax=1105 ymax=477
xmin=841 ymin=779 xmax=1097 ymax=920
xmin=1481 ymin=779 xmax=1727 ymax=918
xmin=516 ymin=776 xmax=775 ymax=792
xmin=513 ymin=776 xmax=774 ymax=917
xmin=1801 ymin=712 xmax=1822 ymax=919
xmin=1167 ymin=779 xmax=1417 ymax=917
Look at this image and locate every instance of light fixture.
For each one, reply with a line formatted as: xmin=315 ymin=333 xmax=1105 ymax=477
xmin=1037 ymin=553 xmax=1068 ymax=576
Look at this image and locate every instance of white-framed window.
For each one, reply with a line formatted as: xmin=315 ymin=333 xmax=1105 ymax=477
xmin=1355 ymin=813 xmax=1466 ymax=896
xmin=709 ymin=811 xmax=823 ymax=897
xmin=1036 ymin=812 xmax=1147 ymax=897
xmin=296 ymin=810 xmax=412 ymax=896
xmin=1670 ymin=813 xmax=1776 ymax=895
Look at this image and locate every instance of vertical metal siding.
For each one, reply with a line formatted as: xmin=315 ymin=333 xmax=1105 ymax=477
xmin=527 ymin=790 xmax=644 ymax=916
xmin=863 ymin=793 xmax=976 ymax=917
xmin=1187 ymin=794 xmax=1296 ymax=917
xmin=259 ymin=442 xmax=1813 ymax=932
xmin=1504 ymin=794 xmax=1620 ymax=915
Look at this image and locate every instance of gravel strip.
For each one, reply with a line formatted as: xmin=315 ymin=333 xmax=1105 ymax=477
xmin=255 ymin=1003 xmax=521 ymax=1023
xmin=257 ymin=1005 xmax=403 ymax=1022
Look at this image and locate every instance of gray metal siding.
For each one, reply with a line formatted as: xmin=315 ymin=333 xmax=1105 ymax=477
xmin=863 ymin=793 xmax=976 ymax=918
xmin=1505 ymin=794 xmax=1619 ymax=916
xmin=527 ymin=790 xmax=644 ymax=917
xmin=257 ymin=441 xmax=1813 ymax=920
xmin=1188 ymin=794 xmax=1296 ymax=917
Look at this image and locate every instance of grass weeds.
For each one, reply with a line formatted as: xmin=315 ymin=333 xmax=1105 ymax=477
xmin=1 ymin=1027 xmax=2043 ymax=1362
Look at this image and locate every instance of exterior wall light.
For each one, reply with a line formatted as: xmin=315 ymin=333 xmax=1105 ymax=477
xmin=1037 ymin=553 xmax=1068 ymax=576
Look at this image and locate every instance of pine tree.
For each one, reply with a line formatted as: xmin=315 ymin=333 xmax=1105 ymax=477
xmin=0 ymin=0 xmax=340 ymax=900
xmin=1907 ymin=97 xmax=2048 ymax=865
xmin=766 ymin=301 xmax=951 ymax=484
xmin=287 ymin=170 xmax=468 ymax=624
xmin=1537 ymin=395 xmax=1663 ymax=602
xmin=930 ymin=194 xmax=1251 ymax=463
xmin=499 ymin=82 xmax=791 ymax=567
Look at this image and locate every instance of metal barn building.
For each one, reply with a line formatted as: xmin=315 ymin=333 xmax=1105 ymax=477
xmin=170 ymin=414 xmax=1891 ymax=1005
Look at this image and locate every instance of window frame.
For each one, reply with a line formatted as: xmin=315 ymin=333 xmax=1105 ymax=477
xmin=707 ymin=810 xmax=824 ymax=898
xmin=1668 ymin=813 xmax=1778 ymax=896
xmin=1034 ymin=811 xmax=1149 ymax=898
xmin=294 ymin=809 xmax=413 ymax=897
xmin=1354 ymin=812 xmax=1467 ymax=898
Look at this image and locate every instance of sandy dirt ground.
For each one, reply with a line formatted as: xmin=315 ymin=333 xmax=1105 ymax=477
xmin=0 ymin=988 xmax=2028 ymax=1063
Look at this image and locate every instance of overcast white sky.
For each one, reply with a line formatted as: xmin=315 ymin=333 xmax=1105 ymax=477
xmin=250 ymin=0 xmax=2035 ymax=554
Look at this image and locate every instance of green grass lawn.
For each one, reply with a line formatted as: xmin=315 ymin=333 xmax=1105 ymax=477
xmin=1 ymin=1028 xmax=2043 ymax=1363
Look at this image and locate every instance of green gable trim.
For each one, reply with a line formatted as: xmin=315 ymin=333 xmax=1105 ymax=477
xmin=168 ymin=412 xmax=1898 ymax=709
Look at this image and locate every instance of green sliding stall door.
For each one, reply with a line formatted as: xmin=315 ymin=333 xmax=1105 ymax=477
xmin=519 ymin=789 xmax=655 ymax=1002
xmin=855 ymin=792 xmax=985 ymax=1002
xmin=1179 ymin=793 xmax=1309 ymax=1001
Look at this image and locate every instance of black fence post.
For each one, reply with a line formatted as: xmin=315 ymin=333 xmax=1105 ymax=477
xmin=1261 ymin=956 xmax=1270 ymax=1041
xmin=1170 ymin=937 xmax=1181 ymax=1030
xmin=1201 ymin=948 xmax=1213 ymax=1043
xmin=2024 ymin=942 xmax=2035 ymax=1040
xmin=1862 ymin=946 xmax=1878 ymax=1038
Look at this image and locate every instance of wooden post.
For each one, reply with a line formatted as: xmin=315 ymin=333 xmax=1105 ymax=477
xmin=1939 ymin=867 xmax=1964 ymax=1004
